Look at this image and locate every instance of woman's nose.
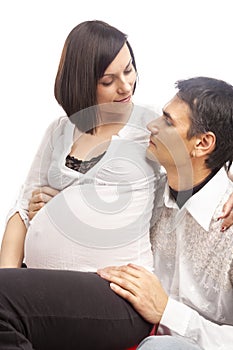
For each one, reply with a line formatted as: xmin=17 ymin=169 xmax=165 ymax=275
xmin=117 ymin=79 xmax=132 ymax=94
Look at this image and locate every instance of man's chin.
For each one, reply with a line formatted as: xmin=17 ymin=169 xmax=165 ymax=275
xmin=146 ymin=147 xmax=159 ymax=163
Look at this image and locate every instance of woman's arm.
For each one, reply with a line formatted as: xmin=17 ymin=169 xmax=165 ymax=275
xmin=0 ymin=213 xmax=27 ymax=267
xmin=0 ymin=118 xmax=63 ymax=267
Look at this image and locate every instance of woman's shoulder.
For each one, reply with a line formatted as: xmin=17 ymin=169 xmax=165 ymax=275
xmin=46 ymin=116 xmax=71 ymax=137
xmin=41 ymin=116 xmax=73 ymax=148
xmin=48 ymin=116 xmax=70 ymax=131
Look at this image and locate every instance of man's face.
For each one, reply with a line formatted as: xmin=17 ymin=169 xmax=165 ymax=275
xmin=147 ymin=95 xmax=196 ymax=170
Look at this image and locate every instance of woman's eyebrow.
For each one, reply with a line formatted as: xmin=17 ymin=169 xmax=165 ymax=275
xmin=103 ymin=59 xmax=132 ymax=77
xmin=125 ymin=58 xmax=132 ymax=69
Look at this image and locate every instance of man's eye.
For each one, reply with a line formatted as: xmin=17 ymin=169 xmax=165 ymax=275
xmin=164 ymin=117 xmax=172 ymax=126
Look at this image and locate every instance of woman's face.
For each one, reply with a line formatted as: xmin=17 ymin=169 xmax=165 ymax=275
xmin=96 ymin=43 xmax=136 ymax=105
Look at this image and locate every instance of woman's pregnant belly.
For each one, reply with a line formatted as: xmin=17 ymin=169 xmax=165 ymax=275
xmin=25 ymin=185 xmax=154 ymax=272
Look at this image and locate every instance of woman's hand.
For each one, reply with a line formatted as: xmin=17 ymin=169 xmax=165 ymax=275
xmin=219 ymin=192 xmax=233 ymax=231
xmin=97 ymin=263 xmax=168 ymax=324
xmin=28 ymin=186 xmax=59 ymax=220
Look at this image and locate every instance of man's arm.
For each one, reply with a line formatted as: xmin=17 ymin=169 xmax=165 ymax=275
xmin=98 ymin=264 xmax=168 ymax=324
xmin=28 ymin=186 xmax=59 ymax=220
xmin=160 ymin=298 xmax=233 ymax=350
xmin=97 ymin=264 xmax=233 ymax=350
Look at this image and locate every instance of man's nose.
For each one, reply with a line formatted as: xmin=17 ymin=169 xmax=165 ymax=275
xmin=147 ymin=119 xmax=160 ymax=135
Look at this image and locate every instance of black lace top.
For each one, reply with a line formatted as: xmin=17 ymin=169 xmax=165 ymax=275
xmin=65 ymin=152 xmax=106 ymax=174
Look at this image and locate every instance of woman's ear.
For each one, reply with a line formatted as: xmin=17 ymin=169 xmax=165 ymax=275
xmin=193 ymin=132 xmax=216 ymax=157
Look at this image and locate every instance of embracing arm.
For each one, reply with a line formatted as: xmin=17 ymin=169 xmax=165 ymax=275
xmin=219 ymin=192 xmax=233 ymax=231
xmin=97 ymin=264 xmax=233 ymax=350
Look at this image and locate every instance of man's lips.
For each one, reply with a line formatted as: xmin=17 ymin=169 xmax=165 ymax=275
xmin=149 ymin=138 xmax=157 ymax=147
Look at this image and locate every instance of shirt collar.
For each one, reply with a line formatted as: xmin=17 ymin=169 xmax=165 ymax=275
xmin=164 ymin=167 xmax=230 ymax=231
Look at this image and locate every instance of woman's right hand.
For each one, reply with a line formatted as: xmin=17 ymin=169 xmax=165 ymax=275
xmin=28 ymin=186 xmax=59 ymax=220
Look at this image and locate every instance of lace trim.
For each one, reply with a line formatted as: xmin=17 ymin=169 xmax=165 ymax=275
xmin=65 ymin=152 xmax=106 ymax=174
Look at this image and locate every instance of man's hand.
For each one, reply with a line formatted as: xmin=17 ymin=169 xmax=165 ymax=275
xmin=28 ymin=186 xmax=59 ymax=220
xmin=97 ymin=263 xmax=168 ymax=324
xmin=219 ymin=193 xmax=233 ymax=231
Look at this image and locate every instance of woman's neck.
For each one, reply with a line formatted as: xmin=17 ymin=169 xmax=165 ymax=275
xmin=98 ymin=102 xmax=133 ymax=126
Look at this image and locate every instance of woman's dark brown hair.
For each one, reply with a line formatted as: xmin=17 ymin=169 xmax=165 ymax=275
xmin=54 ymin=20 xmax=137 ymax=134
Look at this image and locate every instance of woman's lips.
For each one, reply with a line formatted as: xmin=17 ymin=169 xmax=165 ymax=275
xmin=114 ymin=96 xmax=131 ymax=103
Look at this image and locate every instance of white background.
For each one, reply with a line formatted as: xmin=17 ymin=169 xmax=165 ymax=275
xmin=0 ymin=0 xmax=233 ymax=240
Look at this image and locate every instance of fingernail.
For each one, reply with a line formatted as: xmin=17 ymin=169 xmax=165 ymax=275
xmin=110 ymin=282 xmax=117 ymax=290
xmin=218 ymin=212 xmax=225 ymax=220
xmin=221 ymin=226 xmax=226 ymax=232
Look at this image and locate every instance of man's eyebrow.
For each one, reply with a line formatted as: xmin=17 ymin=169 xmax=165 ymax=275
xmin=103 ymin=59 xmax=132 ymax=77
xmin=163 ymin=110 xmax=173 ymax=120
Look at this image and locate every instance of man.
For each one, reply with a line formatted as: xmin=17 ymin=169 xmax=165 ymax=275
xmin=98 ymin=77 xmax=233 ymax=349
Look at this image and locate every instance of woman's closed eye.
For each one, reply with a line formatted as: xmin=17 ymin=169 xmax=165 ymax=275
xmin=124 ymin=67 xmax=133 ymax=75
xmin=101 ymin=80 xmax=114 ymax=87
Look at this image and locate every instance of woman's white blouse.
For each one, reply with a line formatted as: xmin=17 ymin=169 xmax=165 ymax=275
xmin=8 ymin=105 xmax=161 ymax=271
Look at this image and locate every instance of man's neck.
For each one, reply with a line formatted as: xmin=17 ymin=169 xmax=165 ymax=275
xmin=166 ymin=163 xmax=212 ymax=191
xmin=169 ymin=167 xmax=220 ymax=208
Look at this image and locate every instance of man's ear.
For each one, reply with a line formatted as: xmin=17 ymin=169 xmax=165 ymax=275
xmin=194 ymin=132 xmax=216 ymax=157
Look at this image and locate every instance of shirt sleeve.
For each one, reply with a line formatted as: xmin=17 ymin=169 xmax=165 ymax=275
xmin=159 ymin=297 xmax=233 ymax=350
xmin=6 ymin=117 xmax=65 ymax=228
